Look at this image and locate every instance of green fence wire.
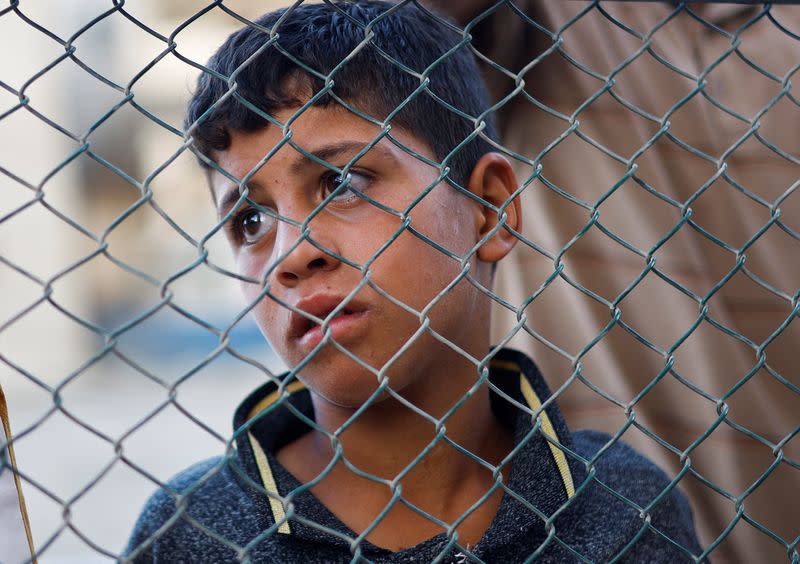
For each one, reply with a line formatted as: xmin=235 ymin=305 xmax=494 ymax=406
xmin=0 ymin=0 xmax=798 ymax=562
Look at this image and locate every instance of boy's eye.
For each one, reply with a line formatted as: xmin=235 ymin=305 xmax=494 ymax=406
xmin=233 ymin=208 xmax=274 ymax=245
xmin=322 ymin=171 xmax=371 ymax=204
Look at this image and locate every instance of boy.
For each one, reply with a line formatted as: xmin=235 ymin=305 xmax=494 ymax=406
xmin=125 ymin=1 xmax=701 ymax=562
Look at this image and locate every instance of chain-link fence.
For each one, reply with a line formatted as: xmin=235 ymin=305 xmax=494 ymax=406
xmin=1 ymin=0 xmax=798 ymax=562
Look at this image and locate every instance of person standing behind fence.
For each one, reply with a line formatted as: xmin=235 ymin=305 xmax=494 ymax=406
xmin=426 ymin=1 xmax=800 ymax=561
xmin=124 ymin=2 xmax=702 ymax=562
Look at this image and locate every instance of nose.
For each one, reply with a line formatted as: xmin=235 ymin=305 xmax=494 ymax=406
xmin=273 ymin=222 xmax=342 ymax=287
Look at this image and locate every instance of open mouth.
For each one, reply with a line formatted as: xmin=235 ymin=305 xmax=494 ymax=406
xmin=294 ymin=306 xmax=363 ymax=339
xmin=288 ymin=294 xmax=369 ymax=347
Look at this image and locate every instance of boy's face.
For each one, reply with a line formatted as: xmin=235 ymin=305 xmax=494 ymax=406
xmin=211 ymin=105 xmax=501 ymax=408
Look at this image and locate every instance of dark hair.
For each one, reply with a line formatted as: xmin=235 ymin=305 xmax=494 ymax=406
xmin=185 ymin=0 xmax=497 ymax=186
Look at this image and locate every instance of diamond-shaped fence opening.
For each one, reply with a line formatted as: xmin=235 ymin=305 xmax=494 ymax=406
xmin=1 ymin=1 xmax=798 ymax=563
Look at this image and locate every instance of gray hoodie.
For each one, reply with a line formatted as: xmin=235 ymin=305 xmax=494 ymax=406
xmin=124 ymin=348 xmax=701 ymax=563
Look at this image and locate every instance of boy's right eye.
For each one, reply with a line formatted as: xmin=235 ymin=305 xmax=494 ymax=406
xmin=232 ymin=208 xmax=274 ymax=245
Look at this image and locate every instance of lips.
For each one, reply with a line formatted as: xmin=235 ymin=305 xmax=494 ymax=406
xmin=288 ymin=293 xmax=368 ymax=346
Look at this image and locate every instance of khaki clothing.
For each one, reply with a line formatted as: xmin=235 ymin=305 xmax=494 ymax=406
xmin=474 ymin=3 xmax=799 ymax=562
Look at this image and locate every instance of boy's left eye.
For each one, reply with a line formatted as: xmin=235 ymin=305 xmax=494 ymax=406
xmin=321 ymin=171 xmax=371 ymax=204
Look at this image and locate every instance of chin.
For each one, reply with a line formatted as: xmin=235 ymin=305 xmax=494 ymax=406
xmin=294 ymin=350 xmax=390 ymax=409
xmin=308 ymin=373 xmax=390 ymax=410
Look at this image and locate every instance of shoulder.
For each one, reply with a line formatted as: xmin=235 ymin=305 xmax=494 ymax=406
xmin=123 ymin=456 xmax=258 ymax=563
xmin=564 ymin=430 xmax=702 ymax=562
xmin=573 ymin=430 xmax=691 ymax=509
xmin=574 ymin=431 xmax=673 ymax=486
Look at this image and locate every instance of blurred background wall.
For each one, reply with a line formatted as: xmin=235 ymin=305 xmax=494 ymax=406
xmin=1 ymin=1 xmax=287 ymax=561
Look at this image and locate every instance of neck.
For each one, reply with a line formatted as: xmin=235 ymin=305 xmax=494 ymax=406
xmin=275 ymin=333 xmax=516 ymax=550
xmin=308 ymin=342 xmax=510 ymax=506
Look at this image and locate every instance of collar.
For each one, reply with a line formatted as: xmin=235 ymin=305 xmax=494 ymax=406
xmin=230 ymin=348 xmax=582 ymax=558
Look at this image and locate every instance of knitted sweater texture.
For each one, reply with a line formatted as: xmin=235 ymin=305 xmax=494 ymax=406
xmin=124 ymin=349 xmax=701 ymax=563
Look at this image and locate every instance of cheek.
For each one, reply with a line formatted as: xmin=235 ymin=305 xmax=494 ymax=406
xmin=249 ymin=294 xmax=293 ymax=360
xmin=370 ymin=193 xmax=474 ymax=299
xmin=371 ymin=231 xmax=463 ymax=311
xmin=418 ymin=187 xmax=476 ymax=255
xmin=384 ymin=196 xmax=481 ymax=330
xmin=236 ymin=254 xmax=284 ymax=343
xmin=237 ymin=248 xmax=268 ymax=278
xmin=236 ymin=248 xmax=279 ymax=302
xmin=238 ymin=263 xmax=264 ymax=312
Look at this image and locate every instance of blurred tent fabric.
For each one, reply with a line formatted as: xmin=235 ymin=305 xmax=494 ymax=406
xmin=431 ymin=1 xmax=800 ymax=561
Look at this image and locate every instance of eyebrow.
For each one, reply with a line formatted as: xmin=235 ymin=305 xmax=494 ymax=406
xmin=216 ymin=180 xmax=264 ymax=220
xmin=288 ymin=140 xmax=394 ymax=175
xmin=216 ymin=140 xmax=397 ymax=218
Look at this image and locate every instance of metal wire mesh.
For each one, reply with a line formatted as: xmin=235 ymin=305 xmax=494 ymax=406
xmin=1 ymin=0 xmax=798 ymax=562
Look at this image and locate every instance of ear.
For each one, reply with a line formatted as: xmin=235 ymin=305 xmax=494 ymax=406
xmin=467 ymin=152 xmax=522 ymax=264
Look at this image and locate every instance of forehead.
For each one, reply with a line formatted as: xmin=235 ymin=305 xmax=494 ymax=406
xmin=208 ymin=105 xmax=437 ymax=202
